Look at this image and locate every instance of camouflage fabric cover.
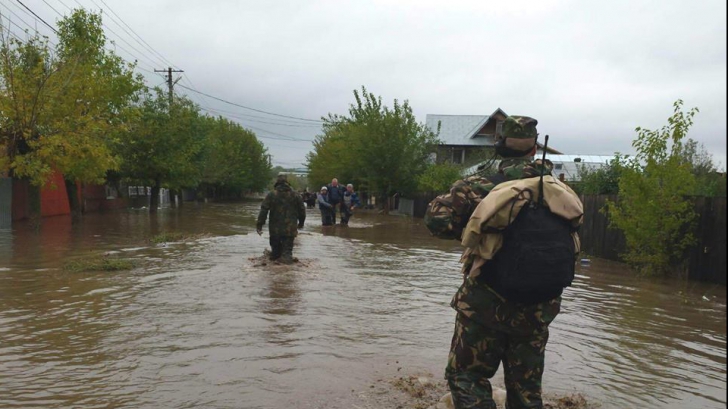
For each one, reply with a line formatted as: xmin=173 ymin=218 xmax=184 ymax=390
xmin=256 ymin=179 xmax=306 ymax=237
xmin=424 ymin=176 xmax=495 ymax=240
xmin=424 ymin=157 xmax=546 ymax=240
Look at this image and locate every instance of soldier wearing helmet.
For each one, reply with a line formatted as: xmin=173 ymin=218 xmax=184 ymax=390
xmin=445 ymin=116 xmax=583 ymax=409
xmin=256 ymin=173 xmax=306 ymax=264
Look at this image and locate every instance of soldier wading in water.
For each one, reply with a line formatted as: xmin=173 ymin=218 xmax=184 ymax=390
xmin=256 ymin=174 xmax=306 ymax=264
xmin=441 ymin=116 xmax=584 ymax=408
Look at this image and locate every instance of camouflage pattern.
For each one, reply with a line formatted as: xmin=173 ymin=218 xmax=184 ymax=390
xmin=499 ymin=158 xmax=554 ymax=185
xmin=446 ymin=157 xmax=561 ymax=409
xmin=424 ymin=159 xmax=552 ymax=241
xmin=256 ymin=178 xmax=306 ymax=238
xmin=424 ymin=176 xmax=498 ymax=240
xmin=496 ymin=116 xmax=539 ymax=157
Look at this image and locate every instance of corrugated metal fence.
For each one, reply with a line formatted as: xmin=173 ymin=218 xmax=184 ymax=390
xmin=0 ymin=178 xmax=11 ymax=229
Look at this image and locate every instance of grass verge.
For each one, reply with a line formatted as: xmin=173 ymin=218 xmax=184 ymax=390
xmin=63 ymin=256 xmax=135 ymax=272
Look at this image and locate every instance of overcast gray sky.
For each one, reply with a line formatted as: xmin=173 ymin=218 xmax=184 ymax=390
xmin=4 ymin=0 xmax=726 ymax=169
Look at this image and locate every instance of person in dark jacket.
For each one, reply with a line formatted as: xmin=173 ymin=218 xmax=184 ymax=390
xmin=256 ymin=174 xmax=306 ymax=264
xmin=326 ymin=178 xmax=345 ymax=224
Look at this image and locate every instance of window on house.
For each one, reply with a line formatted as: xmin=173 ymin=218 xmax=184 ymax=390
xmin=496 ymin=120 xmax=504 ymax=136
xmin=428 ymin=152 xmax=437 ymax=164
xmin=452 ymin=149 xmax=464 ymax=164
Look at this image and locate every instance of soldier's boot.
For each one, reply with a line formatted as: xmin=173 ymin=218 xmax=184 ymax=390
xmin=447 ymin=376 xmax=498 ymax=409
xmin=269 ymin=236 xmax=282 ymax=260
xmin=279 ymin=237 xmax=295 ymax=264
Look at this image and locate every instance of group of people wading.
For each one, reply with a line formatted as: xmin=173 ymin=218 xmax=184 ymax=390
xmin=314 ymin=178 xmax=361 ymax=226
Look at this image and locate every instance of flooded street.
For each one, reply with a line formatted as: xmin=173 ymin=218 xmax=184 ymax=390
xmin=0 ymin=202 xmax=725 ymax=409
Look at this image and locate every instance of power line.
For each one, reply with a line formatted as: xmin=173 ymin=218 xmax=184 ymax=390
xmin=84 ymin=0 xmax=168 ymax=68
xmin=14 ymin=0 xmax=56 ymax=33
xmin=41 ymin=0 xmax=161 ymax=75
xmin=0 ymin=5 xmax=57 ymax=46
xmin=199 ymin=106 xmax=322 ymax=128
xmin=69 ymin=0 xmax=164 ymax=69
xmin=39 ymin=0 xmax=63 ymax=18
xmin=176 ymin=83 xmax=323 ymax=123
xmin=96 ymin=0 xmax=177 ymax=69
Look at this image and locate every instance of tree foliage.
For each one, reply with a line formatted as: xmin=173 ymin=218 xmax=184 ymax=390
xmin=117 ymin=89 xmax=205 ymax=192
xmin=0 ymin=10 xmax=142 ymax=186
xmin=2 ymin=9 xmax=272 ymax=214
xmin=307 ymin=87 xmax=439 ymax=204
xmin=675 ymin=138 xmax=726 ymax=197
xmin=605 ymin=100 xmax=698 ymax=276
xmin=417 ymin=162 xmax=463 ymax=193
xmin=575 ymin=155 xmax=627 ymax=195
xmin=200 ymin=116 xmax=271 ymax=196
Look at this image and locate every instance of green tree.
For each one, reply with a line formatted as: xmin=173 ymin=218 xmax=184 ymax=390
xmin=605 ymin=100 xmax=698 ymax=276
xmin=575 ymin=154 xmax=626 ymax=195
xmin=675 ymin=138 xmax=726 ymax=197
xmin=200 ymin=116 xmax=271 ymax=198
xmin=306 ymin=123 xmax=357 ymax=190
xmin=0 ymin=10 xmax=142 ymax=215
xmin=307 ymin=86 xmax=439 ymax=211
xmin=417 ymin=162 xmax=463 ymax=193
xmin=116 ymin=89 xmax=205 ymax=212
xmin=53 ymin=9 xmax=142 ymax=213
xmin=0 ymin=33 xmax=56 ymax=216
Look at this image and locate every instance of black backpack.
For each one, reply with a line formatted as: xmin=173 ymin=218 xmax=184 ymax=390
xmin=483 ymin=199 xmax=577 ymax=305
xmin=483 ymin=134 xmax=577 ymax=305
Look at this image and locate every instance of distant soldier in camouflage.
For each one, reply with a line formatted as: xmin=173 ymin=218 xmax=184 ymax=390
xmin=445 ymin=116 xmax=582 ymax=409
xmin=256 ymin=174 xmax=306 ymax=264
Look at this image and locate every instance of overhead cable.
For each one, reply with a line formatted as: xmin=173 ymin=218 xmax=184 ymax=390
xmin=176 ymin=83 xmax=323 ymax=123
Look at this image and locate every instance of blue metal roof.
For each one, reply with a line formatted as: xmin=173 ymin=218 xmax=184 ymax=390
xmin=426 ymin=114 xmax=491 ymax=146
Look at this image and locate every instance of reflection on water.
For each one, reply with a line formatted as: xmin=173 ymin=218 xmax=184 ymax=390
xmin=0 ymin=203 xmax=725 ymax=409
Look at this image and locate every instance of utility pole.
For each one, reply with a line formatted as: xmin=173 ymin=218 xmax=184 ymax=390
xmin=153 ymin=67 xmax=184 ymax=209
xmin=154 ymin=67 xmax=184 ymax=106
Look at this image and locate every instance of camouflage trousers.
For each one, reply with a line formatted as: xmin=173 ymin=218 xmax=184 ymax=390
xmin=445 ymin=312 xmax=550 ymax=409
xmin=269 ymin=236 xmax=294 ymax=263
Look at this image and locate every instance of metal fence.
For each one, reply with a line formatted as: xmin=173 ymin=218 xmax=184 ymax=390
xmin=0 ymin=178 xmax=11 ymax=229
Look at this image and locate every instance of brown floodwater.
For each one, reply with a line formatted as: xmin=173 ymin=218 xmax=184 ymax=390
xmin=0 ymin=202 xmax=725 ymax=409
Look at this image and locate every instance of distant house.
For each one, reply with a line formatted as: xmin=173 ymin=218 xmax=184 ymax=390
xmin=547 ymin=155 xmax=615 ymax=182
xmin=425 ymin=108 xmax=561 ymax=165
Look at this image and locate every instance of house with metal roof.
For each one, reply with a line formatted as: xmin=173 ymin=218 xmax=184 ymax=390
xmin=462 ymin=154 xmax=616 ymax=180
xmin=425 ymin=108 xmax=561 ymax=165
xmin=547 ymin=154 xmax=616 ymax=182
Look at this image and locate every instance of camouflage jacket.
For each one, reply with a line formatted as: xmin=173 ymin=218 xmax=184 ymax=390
xmin=257 ymin=182 xmax=306 ymax=237
xmin=452 ymin=158 xmax=564 ymax=330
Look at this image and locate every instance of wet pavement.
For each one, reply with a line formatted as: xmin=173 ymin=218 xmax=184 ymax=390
xmin=0 ymin=202 xmax=725 ymax=408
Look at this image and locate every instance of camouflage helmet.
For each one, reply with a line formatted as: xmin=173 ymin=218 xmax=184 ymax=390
xmin=275 ymin=173 xmax=288 ymax=185
xmin=495 ymin=115 xmax=538 ymax=158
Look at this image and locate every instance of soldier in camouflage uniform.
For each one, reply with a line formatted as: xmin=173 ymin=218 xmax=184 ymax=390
xmin=256 ymin=174 xmax=306 ymax=264
xmin=445 ymin=116 xmax=563 ymax=409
